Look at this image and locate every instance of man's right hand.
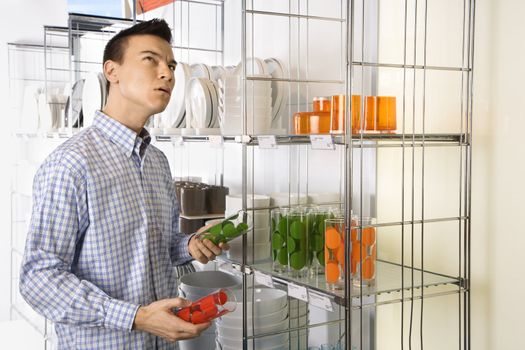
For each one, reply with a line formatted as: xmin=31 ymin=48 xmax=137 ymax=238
xmin=133 ymin=297 xmax=210 ymax=342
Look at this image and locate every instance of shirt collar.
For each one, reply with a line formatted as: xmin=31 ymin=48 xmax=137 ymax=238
xmin=92 ymin=111 xmax=151 ymax=158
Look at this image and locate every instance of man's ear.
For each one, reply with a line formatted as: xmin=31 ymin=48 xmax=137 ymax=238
xmin=103 ymin=60 xmax=119 ymax=85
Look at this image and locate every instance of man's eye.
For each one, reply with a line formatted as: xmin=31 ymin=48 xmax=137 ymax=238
xmin=168 ymin=64 xmax=176 ymax=71
xmin=145 ymin=56 xmax=154 ymax=62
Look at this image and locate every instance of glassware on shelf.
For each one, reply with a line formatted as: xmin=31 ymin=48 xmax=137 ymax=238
xmin=351 ymin=217 xmax=377 ymax=287
xmin=200 ymin=210 xmax=251 ymax=245
xmin=176 ymin=288 xmax=236 ymax=324
xmin=286 ymin=208 xmax=309 ymax=278
xmin=376 ymin=96 xmax=397 ymax=133
xmin=307 ymin=206 xmax=339 ymax=276
xmin=313 ymin=96 xmax=331 ymax=113
xmin=293 ymin=112 xmax=311 ymax=134
xmin=271 ymin=207 xmax=290 ymax=273
xmin=324 ymin=218 xmax=346 ymax=290
xmin=330 ymin=94 xmax=362 ymax=134
xmin=364 ymin=96 xmax=377 ymax=132
xmin=293 ymin=111 xmax=330 ymax=134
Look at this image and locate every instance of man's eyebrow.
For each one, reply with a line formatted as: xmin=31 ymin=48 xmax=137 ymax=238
xmin=140 ymin=50 xmax=177 ymax=65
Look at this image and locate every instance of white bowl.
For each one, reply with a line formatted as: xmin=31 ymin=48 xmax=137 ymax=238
xmin=178 ymin=271 xmax=241 ymax=299
xmin=217 ymin=318 xmax=288 ymax=338
xmin=217 ymin=333 xmax=289 ymax=349
xmin=218 ymin=306 xmax=288 ymax=327
xmin=217 ymin=339 xmax=289 ymax=350
xmin=225 ymin=288 xmax=288 ymax=316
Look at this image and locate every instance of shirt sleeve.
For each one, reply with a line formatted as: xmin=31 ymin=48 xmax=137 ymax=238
xmin=19 ymin=160 xmax=139 ymax=332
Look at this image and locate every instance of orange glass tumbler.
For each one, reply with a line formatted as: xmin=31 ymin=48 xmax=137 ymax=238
xmin=313 ymin=96 xmax=331 ymax=113
xmin=351 ymin=217 xmax=376 ymax=287
xmin=325 ymin=218 xmax=345 ymax=290
xmin=364 ymin=96 xmax=377 ymax=132
xmin=330 ymin=95 xmax=362 ymax=134
xmin=293 ymin=112 xmax=311 ymax=134
xmin=309 ymin=112 xmax=331 ymax=134
xmin=377 ymin=96 xmax=397 ymax=133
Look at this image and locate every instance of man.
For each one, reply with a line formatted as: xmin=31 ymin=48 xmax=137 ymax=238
xmin=19 ymin=19 xmax=227 ymax=349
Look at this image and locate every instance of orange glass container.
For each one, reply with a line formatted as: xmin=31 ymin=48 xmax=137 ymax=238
xmin=330 ymin=95 xmax=362 ymax=134
xmin=324 ymin=218 xmax=345 ymax=290
xmin=293 ymin=112 xmax=310 ymax=134
xmin=351 ymin=217 xmax=376 ymax=287
xmin=309 ymin=112 xmax=331 ymax=134
xmin=364 ymin=96 xmax=377 ymax=131
xmin=376 ymin=96 xmax=397 ymax=133
xmin=313 ymin=96 xmax=331 ymax=113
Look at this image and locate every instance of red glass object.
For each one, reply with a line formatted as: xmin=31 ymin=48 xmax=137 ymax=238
xmin=176 ymin=289 xmax=236 ymax=324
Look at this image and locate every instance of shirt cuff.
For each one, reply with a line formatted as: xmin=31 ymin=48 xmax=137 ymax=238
xmin=180 ymin=233 xmax=195 ymax=262
xmin=104 ymin=298 xmax=140 ymax=332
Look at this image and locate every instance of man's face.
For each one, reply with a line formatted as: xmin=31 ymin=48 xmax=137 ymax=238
xmin=114 ymin=34 xmax=176 ymax=116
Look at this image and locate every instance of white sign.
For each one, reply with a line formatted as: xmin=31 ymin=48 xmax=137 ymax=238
xmin=310 ymin=135 xmax=335 ymax=150
xmin=308 ymin=291 xmax=334 ymax=312
xmin=254 ymin=270 xmax=274 ymax=288
xmin=288 ymin=283 xmax=308 ymax=302
xmin=258 ymin=135 xmax=277 ymax=149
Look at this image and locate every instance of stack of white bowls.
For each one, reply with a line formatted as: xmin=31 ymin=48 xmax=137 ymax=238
xmin=177 ymin=271 xmax=241 ymax=350
xmin=218 ymin=74 xmax=272 ymax=135
xmin=216 ymin=288 xmax=289 ymax=350
xmin=225 ymin=194 xmax=271 ymax=263
xmin=288 ymin=298 xmax=309 ymax=349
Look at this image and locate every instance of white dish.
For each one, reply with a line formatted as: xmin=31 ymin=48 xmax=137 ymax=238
xmin=191 ymin=63 xmax=212 ymax=79
xmin=211 ymin=65 xmax=227 ymax=82
xmin=82 ymin=72 xmax=104 ymax=127
xmin=178 ymin=270 xmax=241 ymax=299
xmin=218 ymin=306 xmax=288 ymax=327
xmin=187 ymin=77 xmax=213 ymax=129
xmin=217 ymin=318 xmax=288 ymax=338
xmin=66 ymin=79 xmax=84 ymax=128
xmin=205 ymin=79 xmax=220 ymax=128
xmin=234 ymin=57 xmax=269 ymax=76
xmin=218 ymin=333 xmax=288 ymax=349
xmin=264 ymin=58 xmax=287 ymax=122
xmin=226 ymin=288 xmax=288 ymax=316
xmin=165 ymin=62 xmax=190 ymax=128
xmin=217 ymin=340 xmax=289 ymax=350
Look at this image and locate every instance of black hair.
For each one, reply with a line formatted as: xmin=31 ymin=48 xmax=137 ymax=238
xmin=103 ymin=18 xmax=172 ymax=65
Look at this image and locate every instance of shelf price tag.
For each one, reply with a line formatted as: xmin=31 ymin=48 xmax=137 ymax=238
xmin=310 ymin=135 xmax=335 ymax=150
xmin=254 ymin=270 xmax=274 ymax=288
xmin=258 ymin=135 xmax=277 ymax=149
xmin=208 ymin=135 xmax=224 ymax=148
xmin=288 ymin=283 xmax=308 ymax=302
xmin=308 ymin=291 xmax=334 ymax=312
xmin=171 ymin=136 xmax=184 ymax=147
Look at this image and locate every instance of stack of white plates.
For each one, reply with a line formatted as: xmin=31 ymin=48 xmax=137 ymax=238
xmin=288 ymin=299 xmax=309 ymax=349
xmin=185 ymin=77 xmax=219 ymax=130
xmin=216 ymin=288 xmax=290 ymax=350
xmin=218 ymin=69 xmax=272 ymax=135
xmin=82 ymin=72 xmax=107 ymax=127
xmin=225 ymin=194 xmax=271 ymax=263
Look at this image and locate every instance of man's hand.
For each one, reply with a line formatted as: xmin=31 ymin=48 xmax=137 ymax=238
xmin=188 ymin=233 xmax=229 ymax=264
xmin=133 ymin=298 xmax=210 ymax=342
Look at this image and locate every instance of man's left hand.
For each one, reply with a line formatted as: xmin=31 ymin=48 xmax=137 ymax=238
xmin=188 ymin=234 xmax=229 ymax=264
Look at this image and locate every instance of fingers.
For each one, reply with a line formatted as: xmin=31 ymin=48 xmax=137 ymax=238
xmin=161 ymin=297 xmax=192 ymax=309
xmin=218 ymin=242 xmax=230 ymax=251
xmin=202 ymin=238 xmax=222 ymax=256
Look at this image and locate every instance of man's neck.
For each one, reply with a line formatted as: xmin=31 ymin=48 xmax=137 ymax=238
xmin=102 ymin=100 xmax=150 ymax=134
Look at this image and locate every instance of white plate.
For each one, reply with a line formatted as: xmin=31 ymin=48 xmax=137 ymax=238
xmin=82 ymin=72 xmax=104 ymax=127
xmin=211 ymin=65 xmax=227 ymax=82
xmin=66 ymin=79 xmax=84 ymax=128
xmin=207 ymin=79 xmax=220 ymax=128
xmin=163 ymin=62 xmax=190 ymax=128
xmin=191 ymin=63 xmax=212 ymax=79
xmin=187 ymin=77 xmax=213 ymax=129
xmin=264 ymin=58 xmax=287 ymax=122
xmin=234 ymin=57 xmax=268 ymax=76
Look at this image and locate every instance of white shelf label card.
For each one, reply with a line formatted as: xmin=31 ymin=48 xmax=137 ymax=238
xmin=258 ymin=135 xmax=277 ymax=149
xmin=308 ymin=291 xmax=334 ymax=312
xmin=288 ymin=283 xmax=308 ymax=302
xmin=254 ymin=270 xmax=274 ymax=288
xmin=310 ymin=135 xmax=335 ymax=150
xmin=208 ymin=135 xmax=224 ymax=148
xmin=171 ymin=136 xmax=184 ymax=147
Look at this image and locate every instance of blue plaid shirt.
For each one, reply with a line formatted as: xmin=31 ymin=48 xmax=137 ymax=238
xmin=20 ymin=111 xmax=193 ymax=349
